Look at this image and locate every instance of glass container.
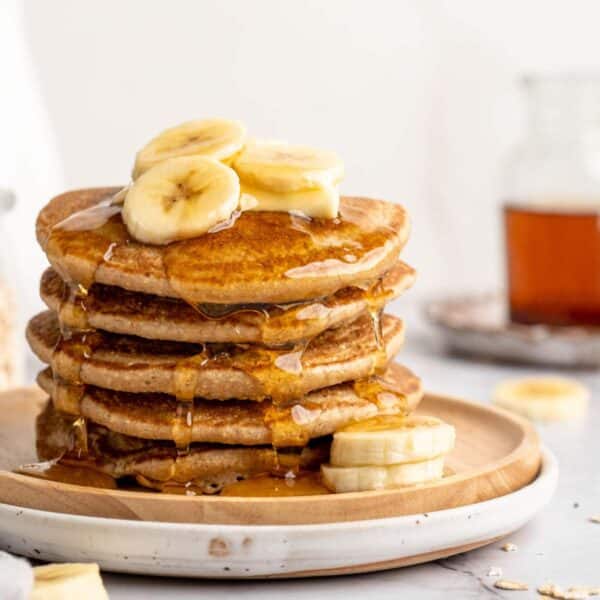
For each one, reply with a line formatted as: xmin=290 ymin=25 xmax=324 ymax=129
xmin=503 ymin=75 xmax=600 ymax=326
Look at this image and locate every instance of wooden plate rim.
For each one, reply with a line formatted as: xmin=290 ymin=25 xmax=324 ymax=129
xmin=0 ymin=388 xmax=540 ymax=524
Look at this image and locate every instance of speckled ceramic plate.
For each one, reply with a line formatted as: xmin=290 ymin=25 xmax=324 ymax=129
xmin=425 ymin=294 xmax=600 ymax=368
xmin=0 ymin=447 xmax=557 ymax=578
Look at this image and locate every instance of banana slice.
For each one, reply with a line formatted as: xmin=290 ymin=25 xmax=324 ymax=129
xmin=133 ymin=118 xmax=246 ymax=178
xmin=122 ymin=156 xmax=240 ymax=244
xmin=233 ymin=140 xmax=344 ymax=193
xmin=31 ymin=563 xmax=108 ymax=600
xmin=240 ymin=181 xmax=339 ymax=219
xmin=321 ymin=456 xmax=445 ymax=493
xmin=493 ymin=376 xmax=589 ymax=421
xmin=330 ymin=415 xmax=455 ymax=467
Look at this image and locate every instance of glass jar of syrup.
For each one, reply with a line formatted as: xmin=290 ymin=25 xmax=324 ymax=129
xmin=503 ymin=75 xmax=600 ymax=326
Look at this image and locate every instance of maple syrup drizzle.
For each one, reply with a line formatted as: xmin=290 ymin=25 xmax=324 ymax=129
xmin=220 ymin=472 xmax=329 ymax=497
xmin=18 ymin=407 xmax=92 ymax=481
xmin=45 ymin=190 xmax=127 ymax=456
xmin=158 ymin=212 xmax=327 ymax=465
xmin=136 ymin=477 xmax=209 ymax=496
xmin=17 ymin=461 xmax=117 ymax=489
xmin=263 ymin=402 xmax=313 ymax=448
xmin=352 ymin=376 xmax=409 ymax=413
xmin=239 ymin=340 xmax=309 ymax=404
xmin=364 ymin=276 xmax=395 ymax=376
xmin=39 ymin=193 xmax=405 ymax=491
xmin=193 ymin=298 xmax=334 ymax=346
xmin=51 ymin=329 xmax=104 ymax=384
xmin=133 ymin=444 xmax=327 ymax=496
xmin=207 ymin=208 xmax=242 ymax=233
xmin=171 ymin=347 xmax=211 ymax=453
xmin=57 ymin=282 xmax=91 ymax=331
xmin=48 ymin=192 xmax=396 ymax=358
xmin=133 ymin=472 xmax=330 ymax=496
xmin=53 ymin=379 xmax=86 ymax=415
xmin=50 ymin=329 xmax=107 ymax=457
xmin=46 ymin=194 xmax=127 ymax=290
xmin=70 ymin=416 xmax=89 ymax=457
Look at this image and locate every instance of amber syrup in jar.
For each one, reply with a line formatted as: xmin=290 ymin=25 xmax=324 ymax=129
xmin=502 ymin=76 xmax=600 ymax=326
xmin=504 ymin=202 xmax=600 ymax=326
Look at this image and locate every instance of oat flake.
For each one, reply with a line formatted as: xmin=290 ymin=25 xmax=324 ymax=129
xmin=501 ymin=542 xmax=518 ymax=552
xmin=494 ymin=579 xmax=528 ymax=591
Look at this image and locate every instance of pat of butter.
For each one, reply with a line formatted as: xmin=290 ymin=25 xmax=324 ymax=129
xmin=31 ymin=563 xmax=108 ymax=600
xmin=240 ymin=182 xmax=339 ymax=219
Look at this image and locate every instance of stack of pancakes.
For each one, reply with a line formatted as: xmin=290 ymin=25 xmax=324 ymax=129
xmin=26 ymin=188 xmax=423 ymax=494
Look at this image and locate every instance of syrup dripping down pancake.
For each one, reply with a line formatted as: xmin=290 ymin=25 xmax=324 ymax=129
xmin=35 ymin=400 xmax=330 ymax=494
xmin=36 ymin=188 xmax=409 ymax=304
xmin=27 ymin=311 xmax=405 ymax=402
xmin=40 ymin=261 xmax=416 ymax=345
xmin=36 ymin=363 xmax=422 ymax=446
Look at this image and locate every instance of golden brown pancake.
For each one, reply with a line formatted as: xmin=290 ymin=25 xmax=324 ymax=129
xmin=27 ymin=181 xmax=420 ymax=494
xmin=36 ymin=363 xmax=422 ymax=446
xmin=28 ymin=311 xmax=405 ymax=401
xmin=40 ymin=261 xmax=416 ymax=345
xmin=37 ymin=188 xmax=409 ymax=303
xmin=35 ymin=400 xmax=329 ymax=493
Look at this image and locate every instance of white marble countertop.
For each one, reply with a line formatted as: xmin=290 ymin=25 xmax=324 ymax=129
xmin=98 ymin=311 xmax=600 ymax=599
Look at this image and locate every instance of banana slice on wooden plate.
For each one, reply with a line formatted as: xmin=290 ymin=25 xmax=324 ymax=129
xmin=330 ymin=414 xmax=455 ymax=467
xmin=321 ymin=414 xmax=455 ymax=493
xmin=321 ymin=455 xmax=445 ymax=493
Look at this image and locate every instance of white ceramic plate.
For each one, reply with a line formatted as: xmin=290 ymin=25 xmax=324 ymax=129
xmin=0 ymin=447 xmax=557 ymax=578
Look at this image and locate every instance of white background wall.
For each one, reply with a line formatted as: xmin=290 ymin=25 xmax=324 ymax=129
xmin=4 ymin=0 xmax=600 ymax=327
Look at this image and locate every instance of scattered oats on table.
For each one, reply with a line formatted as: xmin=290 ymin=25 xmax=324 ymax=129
xmin=568 ymin=586 xmax=600 ymax=598
xmin=538 ymin=583 xmax=569 ymax=599
xmin=494 ymin=579 xmax=528 ymax=591
xmin=487 ymin=566 xmax=502 ymax=577
xmin=538 ymin=582 xmax=600 ymax=599
xmin=501 ymin=542 xmax=518 ymax=552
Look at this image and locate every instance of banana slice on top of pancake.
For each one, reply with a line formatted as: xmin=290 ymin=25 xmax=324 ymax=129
xmin=132 ymin=118 xmax=247 ymax=178
xmin=234 ymin=140 xmax=344 ymax=192
xmin=234 ymin=140 xmax=344 ymax=218
xmin=123 ymin=156 xmax=240 ymax=245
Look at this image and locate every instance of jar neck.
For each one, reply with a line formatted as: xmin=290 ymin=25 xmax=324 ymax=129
xmin=524 ymin=77 xmax=600 ymax=142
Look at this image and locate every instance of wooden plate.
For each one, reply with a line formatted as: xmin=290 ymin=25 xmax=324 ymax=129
xmin=0 ymin=386 xmax=541 ymax=525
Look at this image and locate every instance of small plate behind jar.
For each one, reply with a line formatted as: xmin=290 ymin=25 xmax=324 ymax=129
xmin=425 ymin=293 xmax=600 ymax=368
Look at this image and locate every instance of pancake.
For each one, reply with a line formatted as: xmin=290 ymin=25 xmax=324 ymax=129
xmin=35 ymin=400 xmax=329 ymax=493
xmin=28 ymin=311 xmax=405 ymax=401
xmin=36 ymin=188 xmax=409 ymax=303
xmin=40 ymin=261 xmax=416 ymax=345
xmin=36 ymin=362 xmax=423 ymax=446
